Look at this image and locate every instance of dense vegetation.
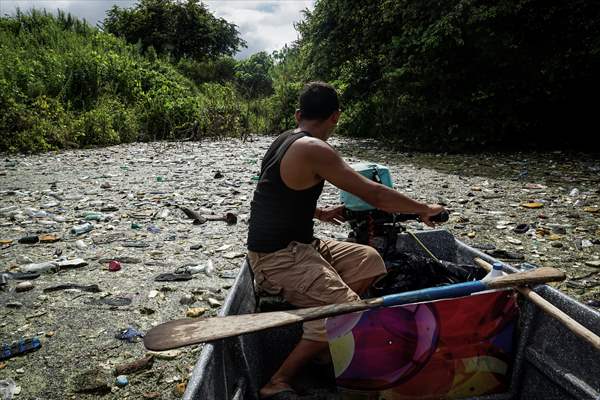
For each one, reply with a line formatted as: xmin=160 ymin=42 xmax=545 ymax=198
xmin=283 ymin=0 xmax=600 ymax=151
xmin=1 ymin=0 xmax=598 ymax=153
xmin=103 ymin=0 xmax=245 ymax=61
xmin=0 ymin=8 xmax=257 ymax=152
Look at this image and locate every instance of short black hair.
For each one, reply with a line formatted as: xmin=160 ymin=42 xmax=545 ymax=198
xmin=298 ymin=81 xmax=340 ymax=121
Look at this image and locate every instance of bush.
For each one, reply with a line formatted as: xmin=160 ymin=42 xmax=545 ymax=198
xmin=175 ymin=56 xmax=236 ymax=85
xmin=75 ymin=96 xmax=138 ymax=146
xmin=0 ymin=10 xmax=247 ymax=153
xmin=283 ymin=0 xmax=600 ymax=151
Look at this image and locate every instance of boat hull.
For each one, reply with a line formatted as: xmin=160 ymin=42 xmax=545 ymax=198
xmin=185 ymin=230 xmax=600 ymax=400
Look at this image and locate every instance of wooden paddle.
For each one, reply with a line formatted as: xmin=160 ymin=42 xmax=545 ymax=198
xmin=474 ymin=257 xmax=600 ymax=351
xmin=144 ymin=267 xmax=565 ymax=351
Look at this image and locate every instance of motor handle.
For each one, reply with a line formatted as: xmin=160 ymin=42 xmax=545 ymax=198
xmin=343 ymin=208 xmax=449 ymax=223
xmin=394 ymin=210 xmax=449 ymax=223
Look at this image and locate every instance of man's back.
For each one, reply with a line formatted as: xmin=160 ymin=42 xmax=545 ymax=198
xmin=247 ymin=130 xmax=324 ymax=253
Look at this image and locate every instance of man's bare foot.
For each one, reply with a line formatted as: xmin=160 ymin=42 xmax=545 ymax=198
xmin=259 ymin=380 xmax=294 ymax=399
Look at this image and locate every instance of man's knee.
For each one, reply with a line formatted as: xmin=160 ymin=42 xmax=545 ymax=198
xmin=362 ymin=244 xmax=385 ymax=269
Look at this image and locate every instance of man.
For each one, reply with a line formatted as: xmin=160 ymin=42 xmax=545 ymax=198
xmin=247 ymin=82 xmax=445 ymax=399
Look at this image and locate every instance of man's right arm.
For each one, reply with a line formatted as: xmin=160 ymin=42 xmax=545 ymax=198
xmin=304 ymin=140 xmax=445 ymax=226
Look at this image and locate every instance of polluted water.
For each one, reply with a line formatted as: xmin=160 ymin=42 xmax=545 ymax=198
xmin=0 ymin=138 xmax=599 ymax=398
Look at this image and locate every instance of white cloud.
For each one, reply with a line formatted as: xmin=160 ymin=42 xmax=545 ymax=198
xmin=0 ymin=0 xmax=315 ymax=56
xmin=204 ymin=1 xmax=314 ymax=58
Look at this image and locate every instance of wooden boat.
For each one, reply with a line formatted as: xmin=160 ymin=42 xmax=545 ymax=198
xmin=182 ymin=229 xmax=600 ymax=400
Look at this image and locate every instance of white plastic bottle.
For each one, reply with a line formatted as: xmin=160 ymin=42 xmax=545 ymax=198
xmin=482 ymin=262 xmax=504 ymax=282
xmin=183 ymin=260 xmax=214 ymax=277
xmin=21 ymin=261 xmax=58 ymax=273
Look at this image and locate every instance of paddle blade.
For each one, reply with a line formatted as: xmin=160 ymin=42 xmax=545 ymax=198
xmin=144 ymin=301 xmax=373 ymax=351
xmin=486 ymin=267 xmax=565 ymax=289
xmin=144 ymin=268 xmax=565 ymax=351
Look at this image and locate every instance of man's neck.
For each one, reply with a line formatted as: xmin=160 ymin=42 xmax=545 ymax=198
xmin=296 ymin=122 xmax=329 ymax=141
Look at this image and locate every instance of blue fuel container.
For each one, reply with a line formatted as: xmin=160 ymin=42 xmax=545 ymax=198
xmin=340 ymin=163 xmax=393 ymax=211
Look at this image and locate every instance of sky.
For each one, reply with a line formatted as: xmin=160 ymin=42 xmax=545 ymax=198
xmin=0 ymin=0 xmax=315 ymax=58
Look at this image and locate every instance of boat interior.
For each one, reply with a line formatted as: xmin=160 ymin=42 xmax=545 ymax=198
xmin=184 ymin=230 xmax=600 ymax=400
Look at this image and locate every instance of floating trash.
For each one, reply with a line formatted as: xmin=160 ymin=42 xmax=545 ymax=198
xmin=115 ymin=327 xmax=144 ymax=343
xmin=522 ymin=202 xmax=544 ymax=209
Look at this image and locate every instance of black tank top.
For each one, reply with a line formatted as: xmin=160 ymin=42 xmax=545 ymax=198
xmin=247 ymin=130 xmax=325 ymax=252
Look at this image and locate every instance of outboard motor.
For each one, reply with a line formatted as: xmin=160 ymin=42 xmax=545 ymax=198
xmin=340 ymin=163 xmax=448 ymax=257
xmin=339 ymin=163 xmax=479 ymax=295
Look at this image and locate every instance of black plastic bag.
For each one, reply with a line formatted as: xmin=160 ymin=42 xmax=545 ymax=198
xmin=370 ymin=252 xmax=485 ymax=297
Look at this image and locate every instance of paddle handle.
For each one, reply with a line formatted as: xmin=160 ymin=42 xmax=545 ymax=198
xmin=475 ymin=258 xmax=600 ymax=351
xmin=381 ymin=281 xmax=486 ymax=307
xmin=380 ymin=265 xmax=564 ymax=307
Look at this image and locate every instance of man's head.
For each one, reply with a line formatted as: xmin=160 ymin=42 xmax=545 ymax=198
xmin=295 ymin=82 xmax=340 ymax=138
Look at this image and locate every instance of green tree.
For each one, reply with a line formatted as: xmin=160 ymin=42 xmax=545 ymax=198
xmin=176 ymin=56 xmax=237 ymax=85
xmin=103 ymin=0 xmax=246 ymax=61
xmin=287 ymin=0 xmax=600 ymax=151
xmin=235 ymin=51 xmax=274 ymax=99
xmin=266 ymin=45 xmax=305 ymax=133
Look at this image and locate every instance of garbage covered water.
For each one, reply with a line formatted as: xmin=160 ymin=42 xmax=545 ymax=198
xmin=0 ymin=137 xmax=599 ymax=398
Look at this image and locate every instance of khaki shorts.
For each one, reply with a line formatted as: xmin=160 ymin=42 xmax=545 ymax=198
xmin=248 ymin=239 xmax=386 ymax=342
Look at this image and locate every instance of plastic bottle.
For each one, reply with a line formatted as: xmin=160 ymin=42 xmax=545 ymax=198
xmin=0 ymin=205 xmax=18 ymax=215
xmin=25 ymin=208 xmax=49 ymax=218
xmin=182 ymin=260 xmax=214 ymax=277
xmin=53 ymin=215 xmax=66 ymax=223
xmin=84 ymin=212 xmax=105 ymax=221
xmin=71 ymin=222 xmax=93 ymax=235
xmin=1 ymin=337 xmax=42 ymax=360
xmin=482 ymin=262 xmax=504 ymax=282
xmin=0 ymin=378 xmax=16 ymax=399
xmin=21 ymin=261 xmax=58 ymax=273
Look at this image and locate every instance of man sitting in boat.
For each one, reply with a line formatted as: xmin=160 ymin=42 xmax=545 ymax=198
xmin=247 ymin=81 xmax=445 ymax=399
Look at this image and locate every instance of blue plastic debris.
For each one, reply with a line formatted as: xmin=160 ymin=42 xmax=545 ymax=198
xmin=116 ymin=375 xmax=129 ymax=387
xmin=0 ymin=337 xmax=42 ymax=360
xmin=114 ymin=327 xmax=144 ymax=343
xmin=147 ymin=225 xmax=161 ymax=234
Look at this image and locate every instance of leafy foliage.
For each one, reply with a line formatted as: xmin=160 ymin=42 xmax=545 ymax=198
xmin=274 ymin=0 xmax=600 ymax=151
xmin=176 ymin=56 xmax=237 ymax=85
xmin=0 ymin=10 xmax=246 ymax=153
xmin=4 ymin=1 xmax=597 ymax=153
xmin=263 ymin=46 xmax=305 ymax=133
xmin=103 ymin=0 xmax=246 ymax=61
xmin=234 ymin=51 xmax=274 ymax=99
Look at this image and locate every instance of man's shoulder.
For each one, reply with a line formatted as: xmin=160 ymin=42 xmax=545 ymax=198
xmin=292 ymin=135 xmax=333 ymax=154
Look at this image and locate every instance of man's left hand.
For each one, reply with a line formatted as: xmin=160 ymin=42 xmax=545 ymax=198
xmin=316 ymin=205 xmax=346 ymax=225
